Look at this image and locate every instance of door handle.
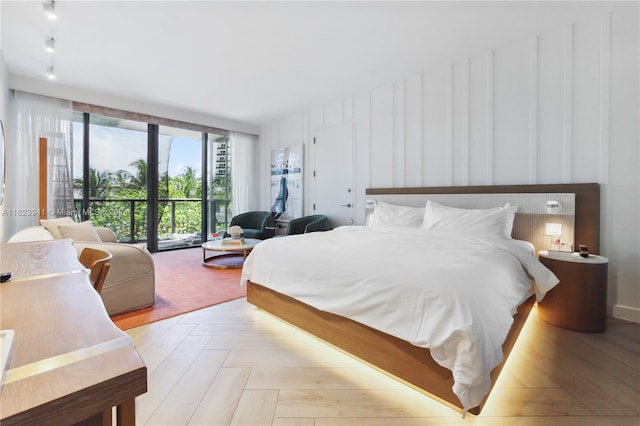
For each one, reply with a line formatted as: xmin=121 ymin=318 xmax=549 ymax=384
xmin=341 ymin=204 xmax=352 ymax=208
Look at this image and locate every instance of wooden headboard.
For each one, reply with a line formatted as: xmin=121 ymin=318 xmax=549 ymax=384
xmin=366 ymin=183 xmax=600 ymax=254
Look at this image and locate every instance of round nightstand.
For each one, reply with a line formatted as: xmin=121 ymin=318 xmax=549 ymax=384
xmin=537 ymin=250 xmax=608 ymax=333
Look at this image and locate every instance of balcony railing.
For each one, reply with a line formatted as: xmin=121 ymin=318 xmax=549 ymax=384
xmin=74 ymin=197 xmax=231 ymax=248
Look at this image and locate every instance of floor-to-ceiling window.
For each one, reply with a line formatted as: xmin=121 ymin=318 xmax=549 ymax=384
xmin=71 ymin=105 xmax=231 ymax=252
xmin=73 ymin=111 xmax=149 ymax=242
xmin=71 ymin=111 xmax=84 ymax=211
xmin=157 ymin=125 xmax=202 ymax=250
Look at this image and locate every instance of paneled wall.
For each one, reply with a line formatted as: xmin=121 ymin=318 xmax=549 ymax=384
xmin=259 ymin=3 xmax=639 ymax=321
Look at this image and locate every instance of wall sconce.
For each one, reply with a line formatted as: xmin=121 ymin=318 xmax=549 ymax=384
xmin=546 ymin=200 xmax=562 ymax=214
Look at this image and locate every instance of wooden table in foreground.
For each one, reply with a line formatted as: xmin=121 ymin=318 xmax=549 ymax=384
xmin=0 ymin=272 xmax=147 ymax=426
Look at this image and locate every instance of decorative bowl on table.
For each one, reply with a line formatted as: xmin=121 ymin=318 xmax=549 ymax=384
xmin=228 ymin=225 xmax=244 ymax=240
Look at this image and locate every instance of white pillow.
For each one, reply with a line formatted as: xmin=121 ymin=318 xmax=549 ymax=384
xmin=504 ymin=203 xmax=519 ymax=239
xmin=421 ymin=201 xmax=513 ymax=240
xmin=57 ymin=220 xmax=102 ymax=242
xmin=369 ymin=201 xmax=425 ymax=228
xmin=40 ymin=217 xmax=75 ymax=239
xmin=8 ymin=226 xmax=55 ymax=243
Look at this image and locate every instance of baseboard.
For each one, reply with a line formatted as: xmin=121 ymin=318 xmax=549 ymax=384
xmin=610 ymin=304 xmax=640 ymax=324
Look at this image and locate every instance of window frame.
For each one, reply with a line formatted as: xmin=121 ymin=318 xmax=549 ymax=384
xmin=72 ymin=104 xmax=232 ymax=252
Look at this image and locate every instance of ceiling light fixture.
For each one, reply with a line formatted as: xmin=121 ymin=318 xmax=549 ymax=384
xmin=43 ymin=1 xmax=58 ymax=81
xmin=45 ymin=37 xmax=55 ymax=53
xmin=42 ymin=1 xmax=57 ymax=20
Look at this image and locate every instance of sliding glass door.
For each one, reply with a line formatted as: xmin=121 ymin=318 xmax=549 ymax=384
xmin=72 ymin=107 xmax=233 ymax=252
xmin=72 ymin=112 xmax=149 ymax=243
xmin=157 ymin=126 xmax=203 ymax=250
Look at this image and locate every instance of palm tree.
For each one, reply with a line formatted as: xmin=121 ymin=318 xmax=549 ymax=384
xmin=128 ymin=159 xmax=147 ymax=189
xmin=111 ymin=169 xmax=134 ymax=193
xmin=73 ymin=168 xmax=113 ymax=199
xmin=158 ymin=171 xmax=169 ymax=225
xmin=178 ymin=166 xmax=199 ymax=198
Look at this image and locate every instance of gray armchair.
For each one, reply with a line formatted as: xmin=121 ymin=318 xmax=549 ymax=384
xmin=226 ymin=211 xmax=275 ymax=239
xmin=282 ymin=215 xmax=329 ymax=236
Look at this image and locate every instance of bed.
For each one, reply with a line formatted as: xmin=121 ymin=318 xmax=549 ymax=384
xmin=242 ymin=183 xmax=600 ymax=415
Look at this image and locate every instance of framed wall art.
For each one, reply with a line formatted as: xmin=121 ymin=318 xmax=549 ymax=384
xmin=270 ymin=145 xmax=303 ymax=220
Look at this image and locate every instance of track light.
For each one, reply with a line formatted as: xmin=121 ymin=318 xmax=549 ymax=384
xmin=45 ymin=37 xmax=55 ymax=53
xmin=42 ymin=1 xmax=56 ymax=20
xmin=43 ymin=1 xmax=58 ymax=81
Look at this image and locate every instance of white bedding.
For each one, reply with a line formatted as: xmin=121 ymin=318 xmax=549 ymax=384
xmin=241 ymin=225 xmax=558 ymax=411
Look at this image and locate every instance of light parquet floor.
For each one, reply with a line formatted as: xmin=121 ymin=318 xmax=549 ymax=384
xmin=126 ymin=298 xmax=640 ymax=426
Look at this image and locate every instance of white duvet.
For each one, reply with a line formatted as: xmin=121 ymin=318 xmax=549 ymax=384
xmin=241 ymin=225 xmax=558 ymax=411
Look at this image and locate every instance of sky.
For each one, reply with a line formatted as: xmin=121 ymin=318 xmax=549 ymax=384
xmin=72 ymin=123 xmax=203 ymax=179
xmin=168 ymin=137 xmax=202 ymax=178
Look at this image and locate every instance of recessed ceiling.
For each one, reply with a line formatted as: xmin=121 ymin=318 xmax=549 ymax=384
xmin=1 ymin=1 xmax=608 ymax=127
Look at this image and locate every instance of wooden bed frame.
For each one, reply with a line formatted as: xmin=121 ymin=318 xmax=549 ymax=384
xmin=247 ymin=183 xmax=600 ymax=415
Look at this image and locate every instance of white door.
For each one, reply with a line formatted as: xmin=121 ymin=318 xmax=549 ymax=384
xmin=313 ymin=122 xmax=354 ymax=228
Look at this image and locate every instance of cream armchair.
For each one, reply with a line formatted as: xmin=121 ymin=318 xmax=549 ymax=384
xmin=8 ymin=224 xmax=155 ymax=316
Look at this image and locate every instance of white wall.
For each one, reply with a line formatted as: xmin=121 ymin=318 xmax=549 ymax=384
xmin=8 ymin=74 xmax=261 ymax=136
xmin=259 ymin=2 xmax=639 ymax=322
xmin=0 ymin=0 xmax=8 ymax=242
xmin=0 ymin=52 xmax=6 ymax=244
xmin=0 ymin=2 xmax=6 ymax=151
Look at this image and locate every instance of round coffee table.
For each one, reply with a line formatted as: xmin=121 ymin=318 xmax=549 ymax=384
xmin=201 ymin=238 xmax=261 ymax=269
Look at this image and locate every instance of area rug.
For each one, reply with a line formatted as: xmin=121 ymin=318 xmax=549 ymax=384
xmin=111 ymin=247 xmax=245 ymax=330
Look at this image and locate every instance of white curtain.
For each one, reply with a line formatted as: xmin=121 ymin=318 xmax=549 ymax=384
xmin=230 ymin=131 xmax=258 ymax=215
xmin=4 ymin=91 xmax=74 ymax=239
